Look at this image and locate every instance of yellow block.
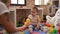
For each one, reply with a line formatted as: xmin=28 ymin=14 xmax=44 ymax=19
xmin=49 ymin=27 xmax=53 ymax=32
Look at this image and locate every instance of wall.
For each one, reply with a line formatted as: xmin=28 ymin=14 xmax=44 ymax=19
xmin=2 ymin=0 xmax=53 ymax=15
xmin=9 ymin=0 xmax=50 ymax=15
xmin=5 ymin=0 xmax=54 ymax=26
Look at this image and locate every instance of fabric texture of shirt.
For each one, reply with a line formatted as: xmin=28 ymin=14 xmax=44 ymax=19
xmin=0 ymin=2 xmax=9 ymax=15
xmin=28 ymin=15 xmax=40 ymax=25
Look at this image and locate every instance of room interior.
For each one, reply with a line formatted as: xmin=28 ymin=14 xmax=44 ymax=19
xmin=0 ymin=0 xmax=60 ymax=34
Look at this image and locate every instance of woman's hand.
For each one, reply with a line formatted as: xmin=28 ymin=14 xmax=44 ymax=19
xmin=24 ymin=22 xmax=30 ymax=27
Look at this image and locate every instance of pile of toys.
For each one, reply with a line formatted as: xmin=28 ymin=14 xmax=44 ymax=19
xmin=24 ymin=18 xmax=60 ymax=34
xmin=23 ymin=19 xmax=60 ymax=34
xmin=40 ymin=21 xmax=57 ymax=34
xmin=43 ymin=22 xmax=60 ymax=34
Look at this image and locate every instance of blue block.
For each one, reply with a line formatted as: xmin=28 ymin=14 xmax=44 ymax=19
xmin=24 ymin=30 xmax=30 ymax=34
xmin=41 ymin=23 xmax=44 ymax=26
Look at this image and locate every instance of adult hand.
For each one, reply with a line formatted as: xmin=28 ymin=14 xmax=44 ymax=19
xmin=24 ymin=22 xmax=30 ymax=27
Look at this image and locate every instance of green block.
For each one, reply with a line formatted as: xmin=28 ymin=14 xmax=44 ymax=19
xmin=53 ymin=29 xmax=57 ymax=33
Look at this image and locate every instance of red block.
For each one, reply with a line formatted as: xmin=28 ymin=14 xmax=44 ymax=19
xmin=44 ymin=23 xmax=51 ymax=27
xmin=58 ymin=28 xmax=60 ymax=34
xmin=44 ymin=23 xmax=47 ymax=26
xmin=47 ymin=24 xmax=51 ymax=27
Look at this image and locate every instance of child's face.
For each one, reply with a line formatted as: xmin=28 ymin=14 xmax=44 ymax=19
xmin=31 ymin=9 xmax=37 ymax=16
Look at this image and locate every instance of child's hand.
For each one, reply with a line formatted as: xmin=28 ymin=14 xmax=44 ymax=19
xmin=36 ymin=26 xmax=40 ymax=30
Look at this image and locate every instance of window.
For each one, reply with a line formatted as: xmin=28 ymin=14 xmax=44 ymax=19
xmin=35 ymin=0 xmax=49 ymax=5
xmin=18 ymin=0 xmax=25 ymax=4
xmin=44 ymin=0 xmax=49 ymax=5
xmin=11 ymin=0 xmax=26 ymax=6
xmin=35 ymin=0 xmax=41 ymax=5
xmin=11 ymin=0 xmax=17 ymax=4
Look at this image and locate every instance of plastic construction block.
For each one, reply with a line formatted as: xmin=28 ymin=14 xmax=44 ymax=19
xmin=58 ymin=28 xmax=60 ymax=34
xmin=53 ymin=29 xmax=57 ymax=33
xmin=41 ymin=23 xmax=44 ymax=26
xmin=24 ymin=30 xmax=30 ymax=34
xmin=44 ymin=23 xmax=51 ymax=27
xmin=50 ymin=32 xmax=57 ymax=34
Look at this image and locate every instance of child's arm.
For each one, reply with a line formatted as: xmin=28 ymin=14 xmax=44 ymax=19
xmin=36 ymin=16 xmax=41 ymax=29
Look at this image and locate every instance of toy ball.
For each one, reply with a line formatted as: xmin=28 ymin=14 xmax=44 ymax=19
xmin=42 ymin=26 xmax=49 ymax=32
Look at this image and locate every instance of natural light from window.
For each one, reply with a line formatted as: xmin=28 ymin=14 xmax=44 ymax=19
xmin=35 ymin=0 xmax=49 ymax=5
xmin=11 ymin=0 xmax=17 ymax=4
xmin=44 ymin=0 xmax=49 ymax=5
xmin=11 ymin=0 xmax=25 ymax=4
xmin=35 ymin=0 xmax=41 ymax=5
xmin=18 ymin=0 xmax=25 ymax=4
xmin=11 ymin=0 xmax=49 ymax=5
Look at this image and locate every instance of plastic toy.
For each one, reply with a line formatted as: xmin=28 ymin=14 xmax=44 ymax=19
xmin=42 ymin=26 xmax=49 ymax=32
xmin=26 ymin=18 xmax=30 ymax=24
xmin=49 ymin=27 xmax=54 ymax=33
xmin=24 ymin=30 xmax=30 ymax=34
xmin=41 ymin=23 xmax=44 ymax=26
xmin=44 ymin=23 xmax=54 ymax=33
xmin=44 ymin=23 xmax=51 ymax=27
xmin=46 ymin=9 xmax=60 ymax=29
xmin=58 ymin=28 xmax=60 ymax=34
xmin=53 ymin=29 xmax=57 ymax=34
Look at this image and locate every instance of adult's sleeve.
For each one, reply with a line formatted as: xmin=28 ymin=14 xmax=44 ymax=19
xmin=0 ymin=2 xmax=9 ymax=15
